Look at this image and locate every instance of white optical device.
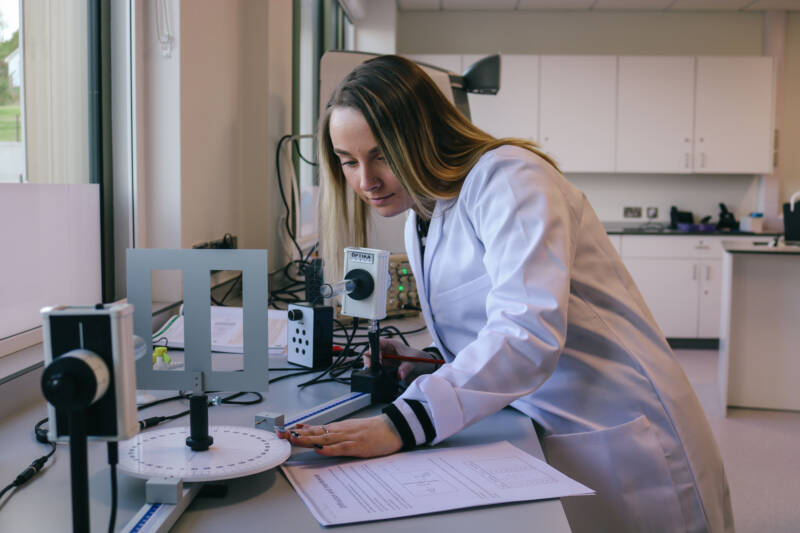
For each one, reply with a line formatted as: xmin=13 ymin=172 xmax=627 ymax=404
xmin=41 ymin=303 xmax=139 ymax=442
xmin=340 ymin=247 xmax=390 ymax=321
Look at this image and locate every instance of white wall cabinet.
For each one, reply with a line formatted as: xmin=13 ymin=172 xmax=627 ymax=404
xmin=620 ymin=235 xmax=752 ymax=339
xmin=694 ymin=57 xmax=774 ymax=174
xmin=616 ymin=56 xmax=774 ymax=175
xmin=403 ymin=54 xmax=772 ymax=175
xmin=616 ymin=56 xmax=696 ymax=173
xmin=539 ymin=56 xmax=617 ymax=173
xmin=624 ymin=256 xmax=700 ymax=337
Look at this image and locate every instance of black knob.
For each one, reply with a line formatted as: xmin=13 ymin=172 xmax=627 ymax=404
xmin=344 ymin=269 xmax=374 ymax=301
xmin=287 ymin=309 xmax=303 ymax=321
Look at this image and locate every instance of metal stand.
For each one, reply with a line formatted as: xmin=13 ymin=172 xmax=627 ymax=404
xmin=350 ymin=320 xmax=399 ymax=403
xmin=68 ymin=411 xmax=90 ymax=533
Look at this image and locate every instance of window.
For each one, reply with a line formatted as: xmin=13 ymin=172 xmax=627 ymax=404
xmin=0 ymin=0 xmax=101 ymax=360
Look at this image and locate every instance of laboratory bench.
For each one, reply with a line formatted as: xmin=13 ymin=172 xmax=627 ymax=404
xmin=0 ymin=326 xmax=571 ymax=533
xmin=718 ymin=241 xmax=800 ymax=414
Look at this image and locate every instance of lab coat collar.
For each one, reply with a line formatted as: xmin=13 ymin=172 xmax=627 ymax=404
xmin=422 ymin=199 xmax=447 ymax=293
xmin=405 ymin=206 xmax=441 ymax=352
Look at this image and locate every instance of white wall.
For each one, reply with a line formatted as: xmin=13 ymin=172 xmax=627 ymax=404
xmin=783 ymin=14 xmax=800 ymax=207
xmin=134 ymin=0 xmax=294 ymax=296
xmin=353 ymin=0 xmax=397 ymax=55
xmin=135 ymin=0 xmax=182 ymax=300
xmin=239 ymin=0 xmax=294 ymax=269
xmin=396 ymin=10 xmax=784 ymax=225
xmin=181 ymin=0 xmax=243 ymax=251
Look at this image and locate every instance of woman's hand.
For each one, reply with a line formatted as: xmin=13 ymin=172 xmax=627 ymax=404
xmin=363 ymin=339 xmax=440 ymax=384
xmin=277 ymin=415 xmax=402 ymax=458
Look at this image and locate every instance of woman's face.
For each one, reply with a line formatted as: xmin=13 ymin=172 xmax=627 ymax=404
xmin=329 ymin=107 xmax=415 ymax=218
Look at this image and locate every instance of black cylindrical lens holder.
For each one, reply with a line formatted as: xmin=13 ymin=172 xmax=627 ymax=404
xmin=186 ymin=394 xmax=214 ymax=451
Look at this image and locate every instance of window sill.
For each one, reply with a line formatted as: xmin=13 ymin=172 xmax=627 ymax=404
xmin=0 ymin=341 xmax=44 ymax=386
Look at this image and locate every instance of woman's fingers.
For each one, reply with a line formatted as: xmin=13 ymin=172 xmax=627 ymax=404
xmin=285 ymin=417 xmax=402 ymax=458
xmin=288 ymin=424 xmax=340 ymax=448
xmin=362 ymin=339 xmax=401 ymax=368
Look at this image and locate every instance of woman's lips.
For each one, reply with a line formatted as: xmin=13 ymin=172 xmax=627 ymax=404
xmin=369 ymin=193 xmax=394 ymax=206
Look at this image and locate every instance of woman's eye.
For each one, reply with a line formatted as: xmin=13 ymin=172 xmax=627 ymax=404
xmin=341 ymin=160 xmax=356 ymax=167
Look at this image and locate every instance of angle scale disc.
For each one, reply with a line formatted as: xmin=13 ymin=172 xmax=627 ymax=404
xmin=119 ymin=425 xmax=291 ymax=482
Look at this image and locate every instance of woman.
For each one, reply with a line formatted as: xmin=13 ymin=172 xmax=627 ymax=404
xmin=284 ymin=55 xmax=734 ymax=533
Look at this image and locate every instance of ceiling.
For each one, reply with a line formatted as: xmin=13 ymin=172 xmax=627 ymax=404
xmin=397 ymin=0 xmax=800 ymax=11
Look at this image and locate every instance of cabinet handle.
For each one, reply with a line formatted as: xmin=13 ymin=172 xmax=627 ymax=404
xmin=685 ymin=153 xmax=689 ymax=168
xmin=695 ymin=245 xmax=710 ymax=250
xmin=692 ymin=264 xmax=698 ymax=281
xmin=700 ymin=152 xmax=706 ymax=168
xmin=706 ymin=264 xmax=711 ymax=281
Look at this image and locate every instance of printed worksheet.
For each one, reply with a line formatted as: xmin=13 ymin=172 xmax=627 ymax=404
xmin=152 ymin=306 xmax=287 ymax=355
xmin=281 ymin=440 xmax=593 ymax=525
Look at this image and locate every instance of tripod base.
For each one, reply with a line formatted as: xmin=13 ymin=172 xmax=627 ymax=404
xmin=350 ymin=367 xmax=398 ymax=403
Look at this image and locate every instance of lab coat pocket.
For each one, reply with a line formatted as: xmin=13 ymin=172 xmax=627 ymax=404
xmin=543 ymin=415 xmax=685 ymax=533
xmin=430 ymin=273 xmax=492 ymax=352
xmin=432 ymin=272 xmax=492 ymax=307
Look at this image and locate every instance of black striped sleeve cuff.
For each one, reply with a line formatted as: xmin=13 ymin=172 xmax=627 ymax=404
xmin=382 ymin=398 xmax=436 ymax=449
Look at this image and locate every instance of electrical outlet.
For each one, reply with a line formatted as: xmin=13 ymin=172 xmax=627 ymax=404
xmin=287 ymin=303 xmax=333 ymax=369
xmin=623 ymin=206 xmax=643 ymax=218
xmin=192 ymin=233 xmax=238 ymax=249
xmin=646 ymin=207 xmax=659 ymax=219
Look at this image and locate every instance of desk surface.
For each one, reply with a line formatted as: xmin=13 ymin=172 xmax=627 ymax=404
xmin=722 ymin=240 xmax=800 ymax=254
xmin=0 ymin=330 xmax=570 ymax=532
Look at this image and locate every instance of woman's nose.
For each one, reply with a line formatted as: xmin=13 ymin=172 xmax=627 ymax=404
xmin=359 ymin=165 xmax=381 ymax=191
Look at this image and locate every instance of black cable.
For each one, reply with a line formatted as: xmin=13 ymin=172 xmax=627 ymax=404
xmin=297 ymin=318 xmax=359 ymax=389
xmin=138 ymin=391 xmax=265 ymax=430
xmin=268 ymin=369 xmax=318 ymax=384
xmin=107 ymin=442 xmax=118 ymax=533
xmin=276 ymin=135 xmax=304 ymax=259
xmin=303 ymin=242 xmax=319 ymax=262
xmin=292 ymin=138 xmax=317 ymax=166
xmin=219 ymin=391 xmax=263 ymax=405
xmin=0 ymin=438 xmax=57 ymax=505
xmin=137 ymin=391 xmax=191 ymax=410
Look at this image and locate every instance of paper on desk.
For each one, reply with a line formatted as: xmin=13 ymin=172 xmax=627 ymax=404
xmin=152 ymin=306 xmax=287 ymax=355
xmin=281 ymin=440 xmax=593 ymax=526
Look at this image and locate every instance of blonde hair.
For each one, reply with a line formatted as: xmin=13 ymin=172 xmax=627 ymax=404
xmin=318 ymin=55 xmax=558 ymax=282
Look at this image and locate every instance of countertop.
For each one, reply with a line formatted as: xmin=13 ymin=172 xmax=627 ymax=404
xmin=603 ymin=222 xmax=777 ymax=236
xmin=722 ymin=240 xmax=800 ymax=255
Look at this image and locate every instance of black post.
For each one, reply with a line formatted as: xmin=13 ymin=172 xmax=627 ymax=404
xmin=185 ymin=394 xmax=214 ymax=451
xmin=68 ymin=411 xmax=90 ymax=533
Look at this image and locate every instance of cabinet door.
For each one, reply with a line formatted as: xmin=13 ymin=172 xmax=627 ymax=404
xmin=464 ymin=54 xmax=539 ymax=141
xmin=616 ymin=57 xmax=695 ymax=173
xmin=697 ymin=260 xmax=723 ymax=338
xmin=623 ymin=258 xmax=699 ymax=338
xmin=694 ymin=57 xmax=774 ymax=174
xmin=540 ymin=56 xmax=616 ymax=172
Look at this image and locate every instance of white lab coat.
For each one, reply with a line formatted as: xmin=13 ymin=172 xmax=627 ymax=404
xmin=396 ymin=145 xmax=734 ymax=533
